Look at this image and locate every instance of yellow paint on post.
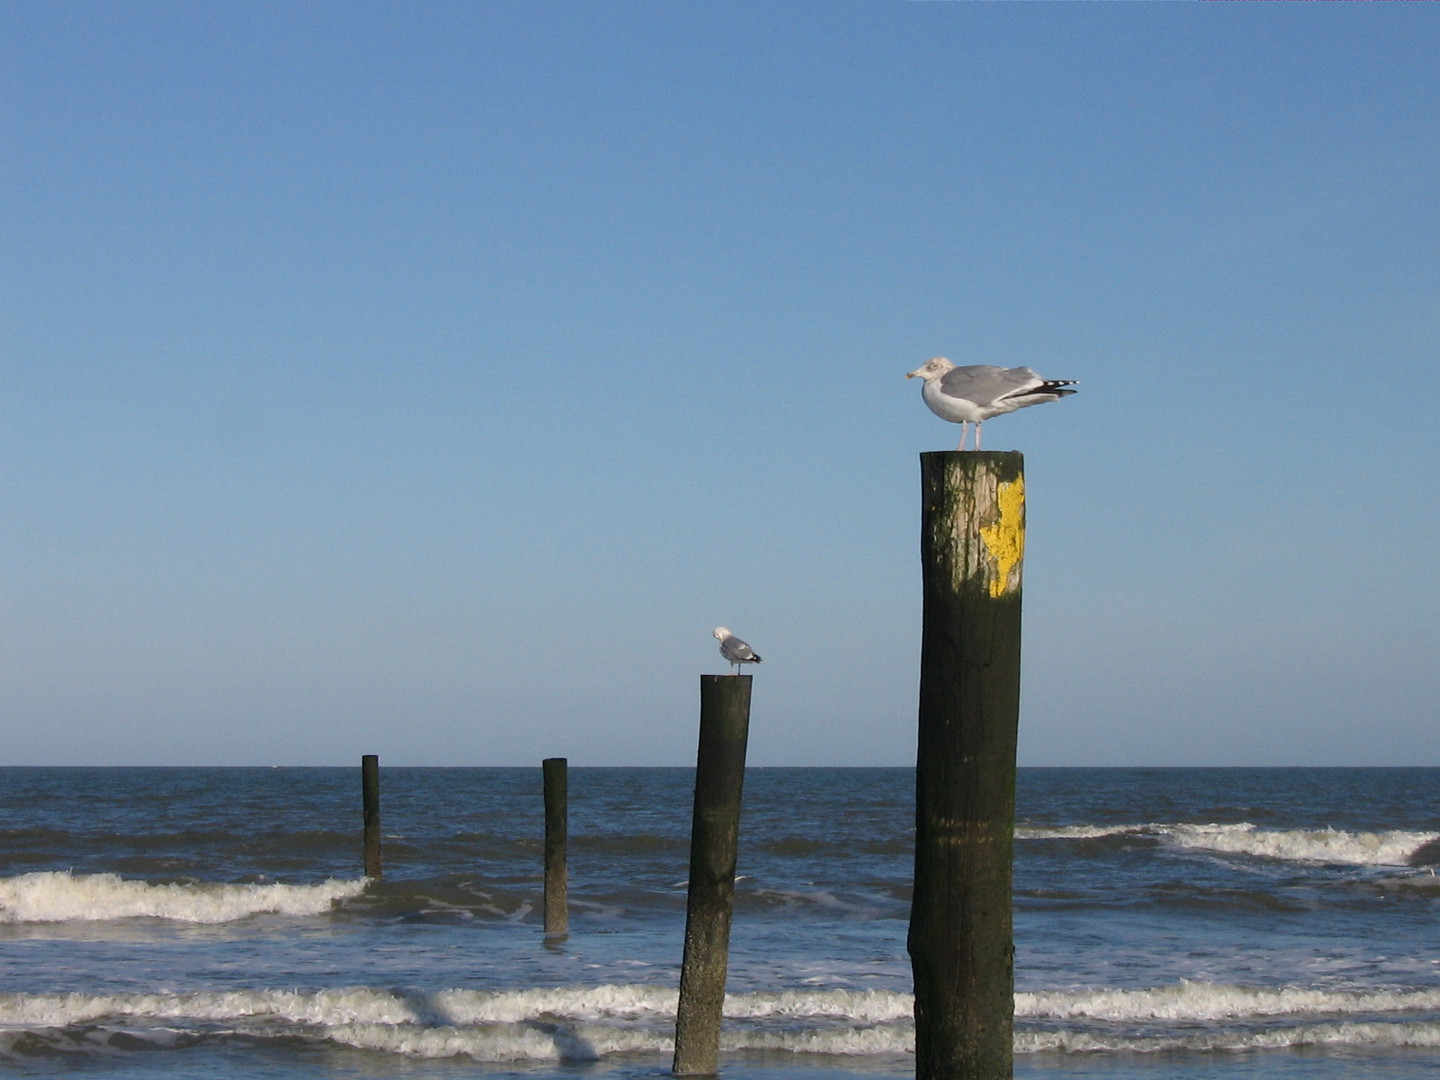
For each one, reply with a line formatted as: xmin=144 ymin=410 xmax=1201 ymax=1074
xmin=978 ymin=476 xmax=1025 ymax=598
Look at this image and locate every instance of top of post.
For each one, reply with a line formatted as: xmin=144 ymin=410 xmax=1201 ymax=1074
xmin=920 ymin=449 xmax=1024 ymax=465
xmin=920 ymin=452 xmax=1026 ymax=600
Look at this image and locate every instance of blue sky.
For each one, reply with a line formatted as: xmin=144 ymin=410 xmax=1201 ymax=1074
xmin=3 ymin=2 xmax=1437 ymax=767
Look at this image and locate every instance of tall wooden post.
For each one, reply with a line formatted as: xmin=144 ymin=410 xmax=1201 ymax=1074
xmin=362 ymin=754 xmax=382 ymax=879
xmin=909 ymin=451 xmax=1025 ymax=1080
xmin=542 ymin=757 xmax=569 ymax=937
xmin=673 ymin=674 xmax=752 ymax=1077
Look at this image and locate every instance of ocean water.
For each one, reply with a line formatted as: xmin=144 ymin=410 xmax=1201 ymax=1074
xmin=3 ymin=767 xmax=1440 ymax=1079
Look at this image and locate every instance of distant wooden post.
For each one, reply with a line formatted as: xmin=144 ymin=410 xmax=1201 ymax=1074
xmin=542 ymin=757 xmax=569 ymax=936
xmin=673 ymin=674 xmax=753 ymax=1077
xmin=909 ymin=451 xmax=1025 ymax=1080
xmin=362 ymin=754 xmax=382 ymax=879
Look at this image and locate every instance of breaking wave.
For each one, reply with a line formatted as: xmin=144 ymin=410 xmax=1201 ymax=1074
xmin=1019 ymin=823 xmax=1439 ymax=867
xmin=0 ymin=871 xmax=366 ymax=924
xmin=7 ymin=981 xmax=1440 ymax=1063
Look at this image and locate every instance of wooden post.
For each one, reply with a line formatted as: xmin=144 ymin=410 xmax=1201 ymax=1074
xmin=542 ymin=757 xmax=569 ymax=936
xmin=673 ymin=674 xmax=753 ymax=1077
xmin=909 ymin=451 xmax=1025 ymax=1080
xmin=362 ymin=754 xmax=382 ymax=879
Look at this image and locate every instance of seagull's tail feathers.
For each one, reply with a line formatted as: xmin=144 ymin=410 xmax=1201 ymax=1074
xmin=1040 ymin=380 xmax=1078 ymax=399
xmin=1005 ymin=379 xmax=1078 ymax=406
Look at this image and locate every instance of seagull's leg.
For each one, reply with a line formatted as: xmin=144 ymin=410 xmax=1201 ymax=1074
xmin=956 ymin=422 xmax=967 ymax=452
xmin=974 ymin=422 xmax=982 ymax=452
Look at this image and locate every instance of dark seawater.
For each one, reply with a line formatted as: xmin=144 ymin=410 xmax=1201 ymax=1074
xmin=4 ymin=767 xmax=1440 ymax=1078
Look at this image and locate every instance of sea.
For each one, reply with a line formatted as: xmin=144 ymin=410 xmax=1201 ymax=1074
xmin=4 ymin=767 xmax=1440 ymax=1080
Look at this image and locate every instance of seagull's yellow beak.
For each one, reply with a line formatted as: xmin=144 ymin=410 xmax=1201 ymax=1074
xmin=906 ymin=371 xmax=918 ymax=379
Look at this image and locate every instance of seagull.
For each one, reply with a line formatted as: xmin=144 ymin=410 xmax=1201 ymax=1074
xmin=713 ymin=627 xmax=762 ymax=675
xmin=906 ymin=357 xmax=1077 ymax=451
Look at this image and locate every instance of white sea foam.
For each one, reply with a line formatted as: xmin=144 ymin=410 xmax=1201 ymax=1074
xmin=10 ymin=980 xmax=1440 ymax=1063
xmin=327 ymin=1020 xmax=667 ymax=1061
xmin=0 ymin=986 xmax=910 ymax=1062
xmin=1018 ymin=824 xmax=1139 ymax=840
xmin=738 ymin=1027 xmax=913 ymax=1056
xmin=0 ymin=986 xmax=902 ymax=1028
xmin=0 ymin=986 xmax=673 ymax=1030
xmin=1018 ymin=823 xmax=1439 ymax=867
xmin=1017 ymin=1020 xmax=1440 ymax=1054
xmin=15 ymin=980 xmax=1440 ymax=1032
xmin=0 ymin=871 xmax=366 ymax=924
xmin=724 ymin=988 xmax=911 ymax=1022
xmin=1158 ymin=823 xmax=1437 ymax=866
xmin=1017 ymin=980 xmax=1440 ymax=1021
xmin=12 ymin=1008 xmax=1440 ymax=1063
xmin=317 ymin=1019 xmax=915 ymax=1061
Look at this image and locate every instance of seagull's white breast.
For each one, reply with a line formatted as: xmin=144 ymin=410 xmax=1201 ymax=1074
xmin=921 ymin=378 xmax=989 ymax=423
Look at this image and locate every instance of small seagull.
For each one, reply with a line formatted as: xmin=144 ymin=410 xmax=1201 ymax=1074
xmin=713 ymin=627 xmax=762 ymax=675
xmin=906 ymin=357 xmax=1077 ymax=451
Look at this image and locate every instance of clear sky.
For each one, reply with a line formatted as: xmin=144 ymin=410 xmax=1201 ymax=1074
xmin=3 ymin=2 xmax=1437 ymax=767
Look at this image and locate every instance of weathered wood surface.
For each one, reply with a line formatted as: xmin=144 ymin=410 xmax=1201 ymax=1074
xmin=362 ymin=754 xmax=382 ymax=880
xmin=910 ymin=451 xmax=1025 ymax=1080
xmin=542 ymin=757 xmax=569 ymax=936
xmin=673 ymin=674 xmax=752 ymax=1077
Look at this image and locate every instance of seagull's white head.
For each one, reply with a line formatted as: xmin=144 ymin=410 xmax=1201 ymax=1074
xmin=906 ymin=356 xmax=955 ymax=381
xmin=713 ymin=627 xmax=730 ymax=641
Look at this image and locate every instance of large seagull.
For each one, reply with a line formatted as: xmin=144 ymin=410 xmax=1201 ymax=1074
xmin=713 ymin=628 xmax=762 ymax=675
xmin=907 ymin=357 xmax=1076 ymax=451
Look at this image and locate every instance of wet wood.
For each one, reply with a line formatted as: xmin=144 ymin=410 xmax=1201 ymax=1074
xmin=673 ymin=674 xmax=753 ymax=1076
xmin=910 ymin=451 xmax=1025 ymax=1080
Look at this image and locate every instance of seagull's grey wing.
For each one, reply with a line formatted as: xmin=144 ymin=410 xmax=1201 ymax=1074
xmin=721 ymin=636 xmax=758 ymax=662
xmin=936 ymin=365 xmax=1038 ymax=407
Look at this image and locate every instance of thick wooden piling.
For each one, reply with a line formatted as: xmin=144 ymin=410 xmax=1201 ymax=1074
xmin=909 ymin=451 xmax=1025 ymax=1080
xmin=542 ymin=757 xmax=569 ymax=936
xmin=673 ymin=674 xmax=753 ymax=1077
xmin=362 ymin=754 xmax=382 ymax=879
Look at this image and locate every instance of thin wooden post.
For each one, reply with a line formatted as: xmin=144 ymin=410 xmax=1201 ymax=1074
xmin=673 ymin=674 xmax=753 ymax=1077
xmin=909 ymin=451 xmax=1025 ymax=1080
xmin=542 ymin=757 xmax=568 ymax=936
xmin=362 ymin=754 xmax=382 ymax=879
